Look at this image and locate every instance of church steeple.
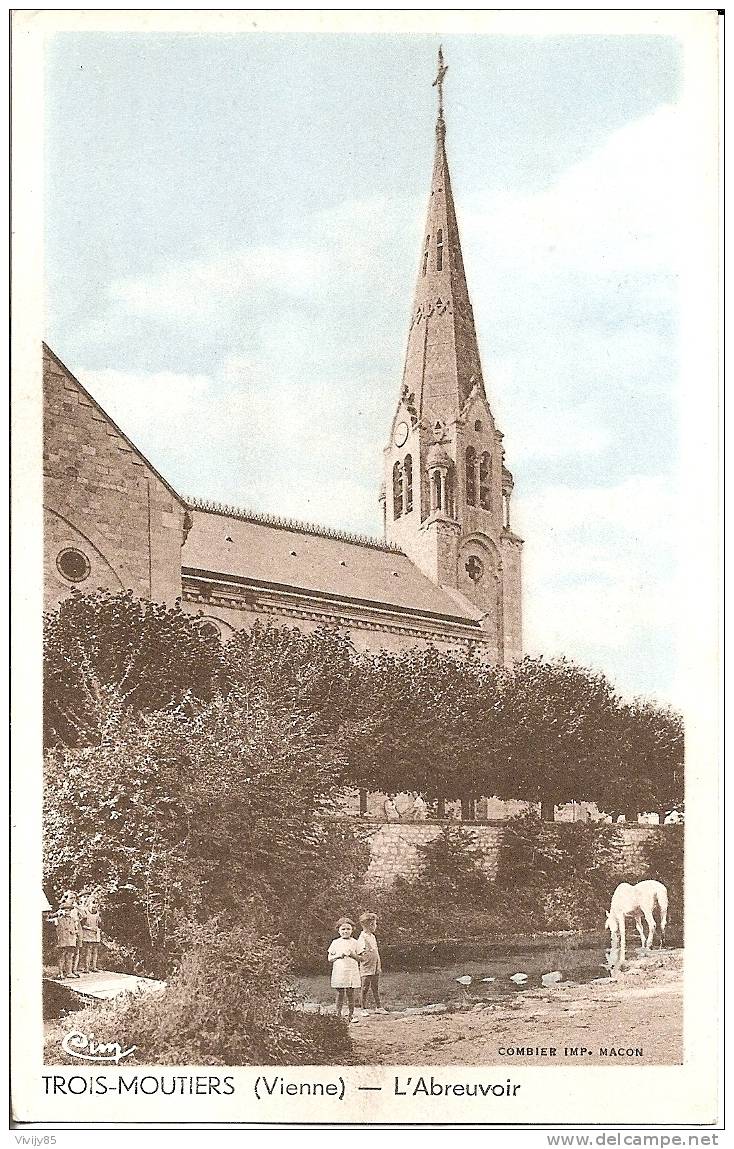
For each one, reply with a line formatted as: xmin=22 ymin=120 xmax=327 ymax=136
xmin=382 ymin=49 xmax=523 ymax=667
xmin=402 ymin=45 xmax=485 ymax=425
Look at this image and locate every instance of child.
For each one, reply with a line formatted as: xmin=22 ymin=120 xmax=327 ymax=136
xmin=79 ymin=895 xmax=102 ymax=973
xmin=356 ymin=912 xmax=384 ymax=1012
xmin=69 ymin=892 xmax=84 ymax=975
xmin=327 ymin=917 xmax=362 ymax=1023
xmin=53 ymin=891 xmax=81 ymax=979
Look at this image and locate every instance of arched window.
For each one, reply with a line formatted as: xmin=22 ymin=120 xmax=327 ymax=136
xmin=422 ymin=236 xmax=430 ymax=276
xmin=436 ymin=228 xmax=444 ymax=272
xmin=392 ymin=461 xmax=403 ymax=519
xmin=404 ymin=454 xmax=413 ymax=513
xmin=479 ymin=452 xmax=491 ymax=510
xmin=465 ymin=447 xmax=476 ymax=506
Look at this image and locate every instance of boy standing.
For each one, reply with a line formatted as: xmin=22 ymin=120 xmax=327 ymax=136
xmin=357 ymin=912 xmax=384 ymax=1012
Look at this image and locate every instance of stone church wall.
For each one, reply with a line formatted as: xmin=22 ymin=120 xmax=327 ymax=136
xmin=355 ymin=821 xmax=673 ymax=888
xmin=43 ymin=347 xmax=186 ymax=611
xmin=181 ymin=592 xmax=493 ymax=658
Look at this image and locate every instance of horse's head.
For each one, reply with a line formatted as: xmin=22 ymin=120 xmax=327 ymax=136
xmin=605 ymin=911 xmax=617 ymax=934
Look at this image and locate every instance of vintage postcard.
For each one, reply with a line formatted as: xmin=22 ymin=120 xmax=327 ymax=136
xmin=11 ymin=9 xmax=721 ymax=1129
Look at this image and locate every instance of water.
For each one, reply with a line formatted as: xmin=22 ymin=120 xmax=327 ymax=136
xmin=295 ymin=934 xmax=613 ymax=1011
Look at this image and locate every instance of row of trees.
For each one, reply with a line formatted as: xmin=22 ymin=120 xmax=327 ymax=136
xmin=44 ymin=590 xmax=684 ymax=822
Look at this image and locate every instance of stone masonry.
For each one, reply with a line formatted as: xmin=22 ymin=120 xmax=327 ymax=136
xmin=43 ymin=345 xmax=187 ymax=611
xmin=359 ymin=821 xmax=675 ymax=888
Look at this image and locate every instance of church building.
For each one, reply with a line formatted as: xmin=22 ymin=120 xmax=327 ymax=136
xmin=43 ymin=53 xmax=523 ymax=665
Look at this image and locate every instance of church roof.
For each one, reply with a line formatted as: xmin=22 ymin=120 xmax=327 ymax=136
xmin=182 ymin=500 xmax=484 ymax=627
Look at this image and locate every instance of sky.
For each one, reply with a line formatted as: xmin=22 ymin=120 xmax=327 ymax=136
xmin=45 ymin=30 xmax=690 ymax=704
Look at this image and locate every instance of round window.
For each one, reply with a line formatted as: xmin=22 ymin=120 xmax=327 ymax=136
xmin=199 ymin=620 xmax=221 ymax=641
xmin=56 ymin=548 xmax=90 ymax=583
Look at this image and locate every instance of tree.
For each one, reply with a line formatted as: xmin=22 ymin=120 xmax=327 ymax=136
xmin=344 ymin=645 xmax=504 ymax=804
xmin=412 ymin=825 xmax=490 ymax=903
xmin=497 ymin=657 xmax=621 ymax=820
xmin=223 ymin=622 xmax=373 ymax=775
xmin=43 ymin=711 xmax=191 ymax=951
xmin=572 ymin=697 xmax=684 ymax=820
xmin=43 ymin=685 xmax=368 ymax=959
xmin=44 ymin=590 xmax=223 ymax=748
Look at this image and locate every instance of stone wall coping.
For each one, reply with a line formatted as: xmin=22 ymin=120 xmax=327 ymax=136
xmin=319 ymin=815 xmax=680 ymax=830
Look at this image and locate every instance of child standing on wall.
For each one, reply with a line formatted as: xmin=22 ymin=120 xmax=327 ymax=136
xmin=52 ymin=891 xmax=81 ymax=979
xmin=79 ymin=894 xmax=102 ymax=973
xmin=357 ymin=911 xmax=384 ymax=1012
xmin=327 ymin=917 xmax=362 ymax=1023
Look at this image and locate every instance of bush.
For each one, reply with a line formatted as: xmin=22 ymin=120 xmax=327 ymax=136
xmin=493 ymin=813 xmax=628 ymax=932
xmin=285 ymin=821 xmax=373 ymax=972
xmin=412 ymin=825 xmax=491 ymax=904
xmin=642 ymin=827 xmax=684 ymax=943
xmin=44 ymin=917 xmax=354 ymax=1066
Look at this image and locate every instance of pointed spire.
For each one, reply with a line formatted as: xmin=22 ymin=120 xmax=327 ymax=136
xmin=400 ymin=49 xmax=485 ymax=424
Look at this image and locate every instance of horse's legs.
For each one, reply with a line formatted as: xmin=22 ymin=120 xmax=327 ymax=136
xmin=658 ymin=893 xmax=668 ymax=946
xmin=634 ymin=912 xmax=646 ymax=950
xmin=618 ymin=914 xmax=626 ymax=966
xmin=642 ymin=906 xmax=656 ymax=950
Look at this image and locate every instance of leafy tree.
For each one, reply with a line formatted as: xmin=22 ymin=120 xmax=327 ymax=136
xmin=43 ymin=686 xmax=369 ymax=961
xmin=43 ymin=590 xmax=223 ymax=748
xmin=497 ymin=657 xmax=621 ymax=819
xmin=345 ymin=645 xmax=504 ymax=803
xmin=44 ymin=709 xmax=195 ymax=951
xmin=223 ymin=622 xmax=376 ymax=779
xmin=494 ymin=810 xmax=629 ymax=931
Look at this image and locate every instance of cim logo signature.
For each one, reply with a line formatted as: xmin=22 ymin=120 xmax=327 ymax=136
xmin=61 ymin=1030 xmax=137 ymax=1064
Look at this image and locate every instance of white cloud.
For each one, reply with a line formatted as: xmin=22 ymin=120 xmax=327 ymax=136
xmin=107 ymin=194 xmax=414 ymax=324
xmin=76 ymin=104 xmax=685 ymax=699
xmin=78 ymin=357 xmax=383 ymax=535
xmin=109 ymin=245 xmax=329 ymax=321
xmin=517 ymin=476 xmax=678 ymax=681
xmin=464 ymin=103 xmax=686 ymax=280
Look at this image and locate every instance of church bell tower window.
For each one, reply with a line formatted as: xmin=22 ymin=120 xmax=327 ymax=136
xmin=392 ymin=461 xmax=403 ymax=519
xmin=422 ymin=236 xmax=430 ymax=276
xmin=479 ymin=452 xmax=491 ymax=510
xmin=404 ymin=454 xmax=413 ymax=513
xmin=436 ymin=228 xmax=444 ymax=272
xmin=466 ymin=447 xmax=476 ymax=506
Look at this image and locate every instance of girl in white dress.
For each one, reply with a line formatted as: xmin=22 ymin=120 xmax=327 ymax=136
xmin=327 ymin=917 xmax=361 ymax=1023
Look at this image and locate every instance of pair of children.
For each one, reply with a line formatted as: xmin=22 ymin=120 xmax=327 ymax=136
xmin=327 ymin=912 xmax=383 ymax=1023
xmin=52 ymin=891 xmax=102 ymax=979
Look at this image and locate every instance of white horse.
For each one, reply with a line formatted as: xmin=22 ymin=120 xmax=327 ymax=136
xmin=605 ymin=880 xmax=668 ymax=966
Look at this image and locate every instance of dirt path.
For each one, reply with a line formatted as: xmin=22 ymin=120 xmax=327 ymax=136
xmin=350 ymin=950 xmax=683 ymax=1066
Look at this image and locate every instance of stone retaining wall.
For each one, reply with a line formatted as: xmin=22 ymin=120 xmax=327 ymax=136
xmin=355 ymin=821 xmax=676 ymax=888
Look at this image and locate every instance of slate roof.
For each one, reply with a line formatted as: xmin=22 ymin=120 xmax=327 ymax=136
xmin=182 ymin=501 xmax=484 ymax=627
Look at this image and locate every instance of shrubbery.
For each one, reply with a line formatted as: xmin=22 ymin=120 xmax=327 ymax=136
xmin=369 ymin=814 xmax=632 ymax=943
xmin=44 ymin=917 xmax=353 ymax=1066
xmin=42 ymin=591 xmax=685 ymax=1063
xmin=494 ymin=811 xmax=629 ymax=931
xmin=642 ymin=826 xmax=684 ymax=943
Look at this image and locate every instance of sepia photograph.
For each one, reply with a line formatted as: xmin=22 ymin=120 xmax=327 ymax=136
xmin=11 ymin=9 xmax=719 ymax=1128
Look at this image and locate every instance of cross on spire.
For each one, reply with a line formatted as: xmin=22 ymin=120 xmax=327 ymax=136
xmin=432 ymin=45 xmax=448 ymax=118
